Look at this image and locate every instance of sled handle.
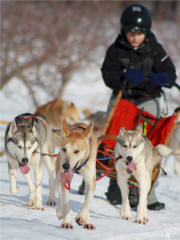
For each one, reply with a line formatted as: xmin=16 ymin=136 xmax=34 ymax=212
xmin=101 ymin=91 xmax=122 ymax=137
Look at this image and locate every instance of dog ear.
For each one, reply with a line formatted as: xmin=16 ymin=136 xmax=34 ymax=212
xmin=136 ymin=123 xmax=143 ymax=133
xmin=82 ymin=121 xmax=94 ymax=139
xmin=119 ymin=126 xmax=125 ymax=135
xmin=8 ymin=120 xmax=17 ymax=138
xmin=62 ymin=118 xmax=71 ymax=137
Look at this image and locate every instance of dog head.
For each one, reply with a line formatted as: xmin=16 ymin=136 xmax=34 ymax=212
xmin=115 ymin=123 xmax=144 ymax=174
xmin=7 ymin=117 xmax=39 ymax=174
xmin=60 ymin=119 xmax=93 ymax=185
xmin=63 ymin=101 xmax=80 ymax=125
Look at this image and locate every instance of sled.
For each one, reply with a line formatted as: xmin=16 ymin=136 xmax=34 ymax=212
xmin=96 ymin=91 xmax=180 ymax=194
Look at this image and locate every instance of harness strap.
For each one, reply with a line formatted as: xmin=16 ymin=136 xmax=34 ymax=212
xmin=70 ymin=125 xmax=92 ymax=174
xmin=75 ymin=138 xmax=92 ymax=173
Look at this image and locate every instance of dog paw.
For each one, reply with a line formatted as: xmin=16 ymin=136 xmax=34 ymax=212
xmin=84 ymin=224 xmax=96 ymax=230
xmin=26 ymin=200 xmax=35 ymax=207
xmin=61 ymin=223 xmax=73 ymax=229
xmin=75 ymin=216 xmax=85 ymax=226
xmin=120 ymin=208 xmax=132 ymax=221
xmin=47 ymin=200 xmax=56 ymax=206
xmin=134 ymin=216 xmax=149 ymax=224
xmin=32 ymin=204 xmax=45 ymax=211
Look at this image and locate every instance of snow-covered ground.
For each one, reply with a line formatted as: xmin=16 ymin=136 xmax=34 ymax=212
xmin=0 ymin=73 xmax=180 ymax=240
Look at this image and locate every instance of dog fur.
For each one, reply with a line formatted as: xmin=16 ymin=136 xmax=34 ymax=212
xmin=114 ymin=123 xmax=172 ymax=224
xmin=36 ymin=99 xmax=79 ymax=128
xmin=5 ymin=113 xmax=56 ymax=209
xmin=163 ymin=122 xmax=180 ymax=175
xmin=36 ymin=99 xmax=80 ymax=145
xmin=55 ymin=119 xmax=97 ymax=229
xmin=83 ymin=108 xmax=107 ymax=137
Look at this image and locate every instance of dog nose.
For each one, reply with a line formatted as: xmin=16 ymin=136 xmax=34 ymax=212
xmin=62 ymin=163 xmax=70 ymax=170
xmin=22 ymin=157 xmax=28 ymax=164
xmin=127 ymin=156 xmax=133 ymax=162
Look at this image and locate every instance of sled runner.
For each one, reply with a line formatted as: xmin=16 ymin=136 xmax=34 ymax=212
xmin=96 ymin=91 xmax=180 ymax=194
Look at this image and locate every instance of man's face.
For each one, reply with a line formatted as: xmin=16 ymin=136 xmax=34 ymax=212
xmin=126 ymin=32 xmax=146 ymax=48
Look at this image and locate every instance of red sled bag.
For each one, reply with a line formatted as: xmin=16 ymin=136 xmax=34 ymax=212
xmin=102 ymin=99 xmax=175 ymax=149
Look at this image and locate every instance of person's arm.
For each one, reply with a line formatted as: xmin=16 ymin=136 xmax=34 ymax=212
xmin=150 ymin=43 xmax=177 ymax=88
xmin=101 ymin=45 xmax=125 ymax=91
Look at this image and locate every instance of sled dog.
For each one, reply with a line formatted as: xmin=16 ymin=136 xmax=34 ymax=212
xmin=5 ymin=113 xmax=56 ymax=209
xmin=36 ymin=99 xmax=80 ymax=146
xmin=83 ymin=109 xmax=107 ymax=137
xmin=163 ymin=122 xmax=180 ymax=175
xmin=55 ymin=119 xmax=97 ymax=229
xmin=114 ymin=123 xmax=172 ymax=224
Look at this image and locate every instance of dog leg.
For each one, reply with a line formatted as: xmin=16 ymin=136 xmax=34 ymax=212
xmin=43 ymin=156 xmax=56 ymax=206
xmin=174 ymin=155 xmax=180 ymax=175
xmin=24 ymin=172 xmax=35 ymax=207
xmin=8 ymin=164 xmax=20 ymax=195
xmin=34 ymin=162 xmax=44 ymax=210
xmin=117 ymin=173 xmax=131 ymax=221
xmin=135 ymin=174 xmax=150 ymax=224
xmin=57 ymin=179 xmax=73 ymax=229
xmin=75 ymin=171 xmax=96 ymax=230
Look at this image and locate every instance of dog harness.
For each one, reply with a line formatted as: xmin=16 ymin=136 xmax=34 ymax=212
xmin=71 ymin=125 xmax=92 ymax=174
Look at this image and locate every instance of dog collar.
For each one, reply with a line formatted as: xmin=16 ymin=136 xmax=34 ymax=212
xmin=70 ymin=125 xmax=92 ymax=173
xmin=74 ymin=138 xmax=92 ymax=174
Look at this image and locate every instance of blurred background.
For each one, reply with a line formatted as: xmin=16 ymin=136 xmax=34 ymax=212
xmin=1 ymin=0 xmax=180 ymax=108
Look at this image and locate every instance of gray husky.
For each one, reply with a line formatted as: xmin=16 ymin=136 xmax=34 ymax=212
xmin=114 ymin=123 xmax=172 ymax=224
xmin=5 ymin=113 xmax=56 ymax=209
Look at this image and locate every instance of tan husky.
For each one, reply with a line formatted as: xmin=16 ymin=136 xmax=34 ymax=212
xmin=36 ymin=99 xmax=79 ymax=145
xmin=55 ymin=119 xmax=97 ymax=229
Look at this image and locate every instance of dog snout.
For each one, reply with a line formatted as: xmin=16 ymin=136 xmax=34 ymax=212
xmin=22 ymin=157 xmax=28 ymax=164
xmin=62 ymin=163 xmax=70 ymax=170
xmin=127 ymin=156 xmax=133 ymax=162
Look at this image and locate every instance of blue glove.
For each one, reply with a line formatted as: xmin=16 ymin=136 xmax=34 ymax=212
xmin=148 ymin=72 xmax=170 ymax=87
xmin=123 ymin=69 xmax=145 ymax=86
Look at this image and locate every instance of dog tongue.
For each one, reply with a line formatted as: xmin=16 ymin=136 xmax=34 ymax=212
xmin=61 ymin=170 xmax=73 ymax=185
xmin=127 ymin=162 xmax=136 ymax=174
xmin=19 ymin=164 xmax=30 ymax=175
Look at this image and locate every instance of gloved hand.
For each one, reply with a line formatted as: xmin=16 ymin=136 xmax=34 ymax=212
xmin=148 ymin=72 xmax=170 ymax=87
xmin=123 ymin=69 xmax=145 ymax=87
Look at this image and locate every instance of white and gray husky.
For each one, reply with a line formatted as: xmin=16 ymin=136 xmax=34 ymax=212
xmin=5 ymin=113 xmax=56 ymax=209
xmin=114 ymin=123 xmax=172 ymax=224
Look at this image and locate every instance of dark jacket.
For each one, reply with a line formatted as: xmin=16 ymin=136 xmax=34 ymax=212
xmin=101 ymin=32 xmax=176 ymax=104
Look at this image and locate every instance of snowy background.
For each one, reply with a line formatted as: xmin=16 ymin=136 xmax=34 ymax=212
xmin=1 ymin=5 xmax=180 ymax=240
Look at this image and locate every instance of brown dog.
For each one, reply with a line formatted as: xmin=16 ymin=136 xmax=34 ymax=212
xmin=36 ymin=99 xmax=80 ymax=145
xmin=36 ymin=99 xmax=80 ymax=128
xmin=55 ymin=119 xmax=97 ymax=229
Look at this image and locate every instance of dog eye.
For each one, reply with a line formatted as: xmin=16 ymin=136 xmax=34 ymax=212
xmin=18 ymin=145 xmax=22 ymax=149
xmin=62 ymin=148 xmax=66 ymax=152
xmin=74 ymin=150 xmax=79 ymax=154
xmin=133 ymin=145 xmax=137 ymax=148
xmin=123 ymin=144 xmax=127 ymax=148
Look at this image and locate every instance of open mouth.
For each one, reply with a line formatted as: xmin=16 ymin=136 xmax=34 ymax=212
xmin=15 ymin=154 xmax=30 ymax=175
xmin=61 ymin=169 xmax=73 ymax=185
xmin=126 ymin=161 xmax=137 ymax=174
xmin=19 ymin=163 xmax=30 ymax=175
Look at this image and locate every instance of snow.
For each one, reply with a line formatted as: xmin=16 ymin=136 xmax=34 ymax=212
xmin=1 ymin=75 xmax=180 ymax=240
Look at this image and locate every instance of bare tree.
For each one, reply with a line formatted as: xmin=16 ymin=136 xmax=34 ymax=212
xmin=0 ymin=1 xmax=121 ymax=106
